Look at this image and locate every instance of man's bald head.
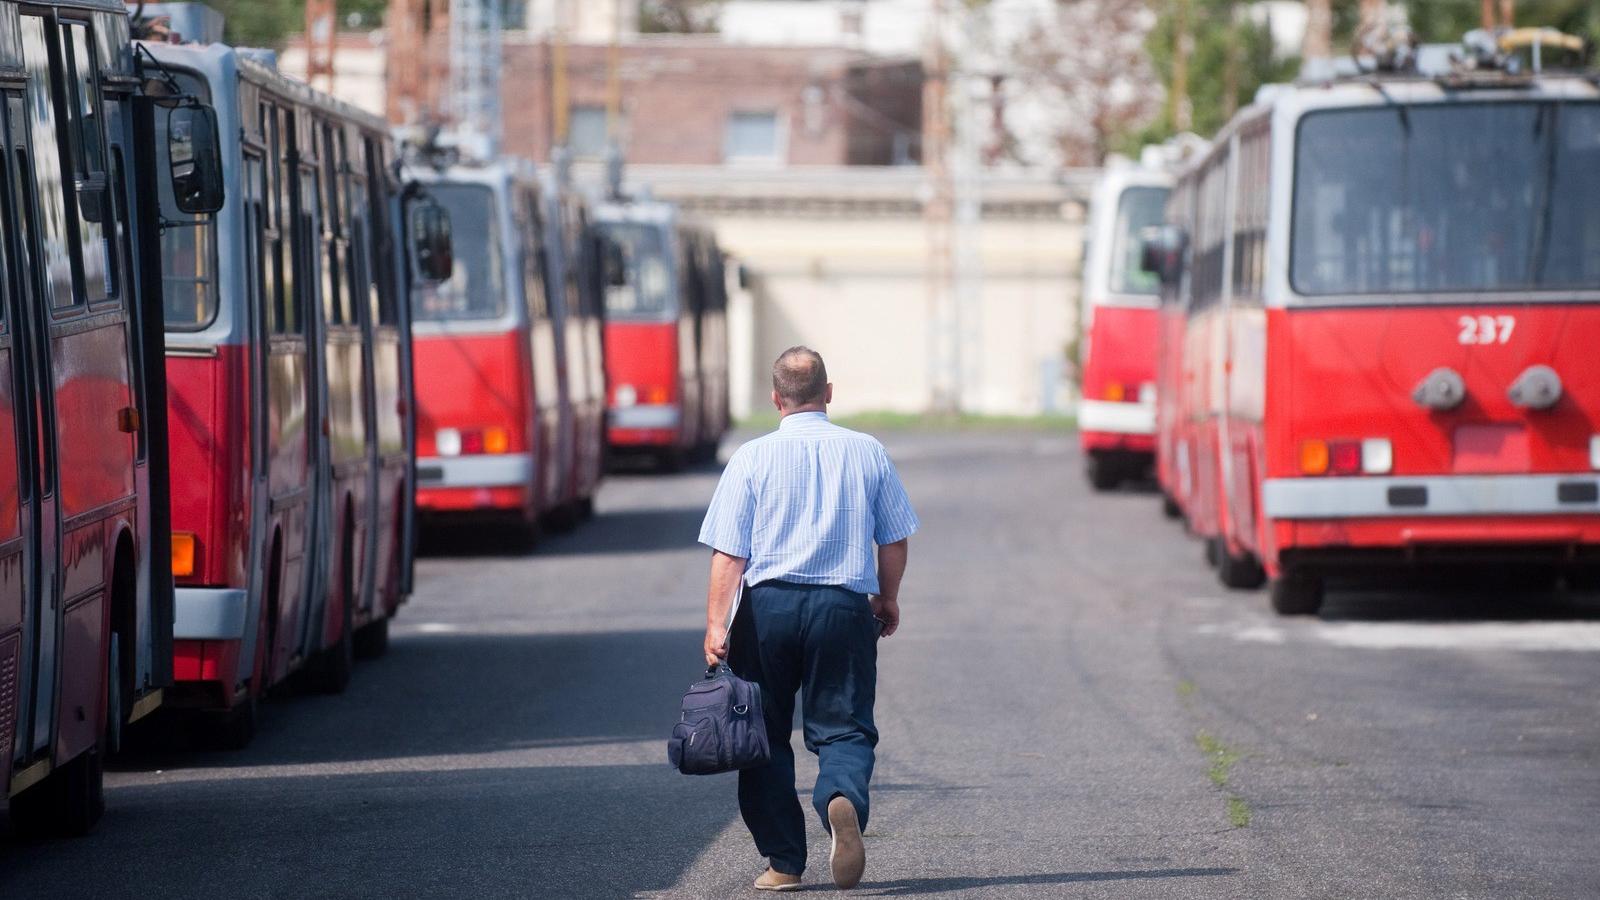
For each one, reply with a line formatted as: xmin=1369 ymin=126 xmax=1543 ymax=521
xmin=772 ymin=346 xmax=829 ymax=411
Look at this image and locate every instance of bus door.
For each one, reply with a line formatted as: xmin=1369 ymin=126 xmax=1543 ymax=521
xmin=10 ymin=18 xmax=69 ymax=766
xmin=0 ymin=90 xmax=47 ymax=787
xmin=358 ymin=137 xmax=407 ymax=614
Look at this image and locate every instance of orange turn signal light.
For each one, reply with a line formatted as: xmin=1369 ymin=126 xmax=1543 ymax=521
xmin=483 ymin=425 xmax=510 ymax=455
xmin=171 ymin=532 xmax=197 ymax=577
xmin=1299 ymin=439 xmax=1330 ymax=476
xmin=1103 ymin=382 xmax=1126 ymax=402
xmin=645 ymin=385 xmax=671 ymax=405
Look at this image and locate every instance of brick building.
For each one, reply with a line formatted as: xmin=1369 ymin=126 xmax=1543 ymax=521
xmin=498 ymin=36 xmax=921 ymax=167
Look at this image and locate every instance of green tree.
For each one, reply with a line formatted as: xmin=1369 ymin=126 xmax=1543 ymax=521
xmin=639 ymin=0 xmax=722 ymax=34
xmin=1132 ymin=0 xmax=1296 ymax=147
xmin=182 ymin=0 xmax=391 ymax=49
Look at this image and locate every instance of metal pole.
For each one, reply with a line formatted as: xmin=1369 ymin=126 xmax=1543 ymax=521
xmin=922 ymin=0 xmax=957 ymax=414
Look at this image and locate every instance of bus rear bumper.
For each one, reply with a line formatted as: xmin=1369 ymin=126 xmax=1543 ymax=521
xmin=608 ymin=405 xmax=682 ymax=448
xmin=1077 ymin=399 xmax=1155 ymax=437
xmin=174 ymin=588 xmax=249 ymax=640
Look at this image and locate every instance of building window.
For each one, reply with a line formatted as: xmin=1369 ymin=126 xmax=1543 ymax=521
xmin=568 ymin=105 xmax=609 ymax=158
xmin=724 ymin=110 xmax=782 ymax=164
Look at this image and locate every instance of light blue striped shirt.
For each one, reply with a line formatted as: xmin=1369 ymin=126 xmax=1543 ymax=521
xmin=699 ymin=412 xmax=919 ymax=595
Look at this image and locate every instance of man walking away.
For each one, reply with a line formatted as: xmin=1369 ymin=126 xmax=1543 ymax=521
xmin=699 ymin=347 xmax=918 ymax=891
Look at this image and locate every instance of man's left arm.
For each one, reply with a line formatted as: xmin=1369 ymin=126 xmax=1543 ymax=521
xmin=870 ymin=445 xmax=919 ymax=639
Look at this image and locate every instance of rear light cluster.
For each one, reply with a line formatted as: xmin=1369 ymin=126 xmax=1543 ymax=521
xmin=172 ymin=532 xmax=197 ymax=577
xmin=1299 ymin=438 xmax=1392 ymax=476
xmin=1102 ymin=382 xmax=1155 ymax=404
xmin=436 ymin=426 xmax=510 ymax=456
xmin=613 ymin=383 xmax=670 ymax=407
xmin=1591 ymin=435 xmax=1600 ymax=470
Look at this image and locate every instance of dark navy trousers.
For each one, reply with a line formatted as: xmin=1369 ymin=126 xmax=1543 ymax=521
xmin=728 ymin=581 xmax=879 ymax=876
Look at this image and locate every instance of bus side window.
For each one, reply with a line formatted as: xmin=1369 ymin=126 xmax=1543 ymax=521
xmin=520 ymin=190 xmax=549 ymax=320
xmin=59 ymin=21 xmax=113 ymax=306
xmin=363 ymin=136 xmax=398 ymax=327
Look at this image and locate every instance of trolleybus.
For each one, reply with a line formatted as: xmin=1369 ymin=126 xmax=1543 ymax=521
xmin=594 ymin=199 xmax=729 ymax=467
xmin=407 ymin=156 xmax=564 ymax=537
xmin=539 ymin=163 xmax=605 ymax=524
xmin=1078 ymin=155 xmax=1173 ymax=490
xmin=2 ymin=0 xmax=223 ymax=833
xmin=147 ymin=37 xmax=444 ymax=741
xmin=1154 ymin=32 xmax=1600 ymax=613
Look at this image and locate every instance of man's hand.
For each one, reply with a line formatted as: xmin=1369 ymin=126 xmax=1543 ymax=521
xmin=704 ymin=625 xmax=728 ymax=667
xmin=870 ymin=594 xmax=900 ymax=638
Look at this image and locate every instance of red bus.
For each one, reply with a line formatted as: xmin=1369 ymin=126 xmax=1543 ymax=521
xmin=594 ymin=200 xmax=729 ymax=468
xmin=539 ymin=164 xmax=605 ymax=524
xmin=1 ymin=0 xmax=222 ymax=833
xmin=1152 ymin=38 xmax=1600 ymax=613
xmin=407 ymin=157 xmax=566 ymax=539
xmin=1078 ymin=161 xmax=1171 ymax=490
xmin=148 ymin=39 xmax=442 ymax=742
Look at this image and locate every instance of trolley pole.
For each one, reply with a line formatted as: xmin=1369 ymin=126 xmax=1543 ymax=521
xmin=305 ymin=0 xmax=336 ymax=94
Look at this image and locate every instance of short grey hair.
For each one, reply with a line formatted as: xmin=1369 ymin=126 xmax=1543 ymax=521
xmin=772 ymin=346 xmax=828 ymax=407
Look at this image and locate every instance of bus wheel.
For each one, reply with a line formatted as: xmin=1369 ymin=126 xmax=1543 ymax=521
xmin=1270 ymin=571 xmax=1324 ymax=616
xmin=1217 ymin=546 xmax=1267 ymax=590
xmin=656 ymin=448 xmax=686 ymax=473
xmin=1203 ymin=536 xmax=1221 ymax=569
xmin=354 ymin=617 xmax=390 ymax=660
xmin=205 ymin=693 xmax=258 ymax=751
xmin=314 ymin=527 xmax=357 ymax=694
xmin=1085 ymin=454 xmax=1121 ymax=492
xmin=8 ymin=744 xmax=105 ymax=839
xmin=1161 ymin=492 xmax=1182 ymax=519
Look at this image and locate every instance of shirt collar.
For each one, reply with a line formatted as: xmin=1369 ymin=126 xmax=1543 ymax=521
xmin=778 ymin=411 xmax=829 ymax=430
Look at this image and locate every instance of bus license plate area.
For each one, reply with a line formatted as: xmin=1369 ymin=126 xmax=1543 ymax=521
xmin=1452 ymin=424 xmax=1529 ymax=474
xmin=417 ymin=465 xmax=444 ymax=485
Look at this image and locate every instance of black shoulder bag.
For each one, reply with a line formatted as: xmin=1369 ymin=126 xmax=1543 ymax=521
xmin=667 ymin=584 xmax=772 ymax=775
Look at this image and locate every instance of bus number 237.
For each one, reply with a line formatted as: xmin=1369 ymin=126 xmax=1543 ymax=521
xmin=1459 ymin=315 xmax=1515 ymax=345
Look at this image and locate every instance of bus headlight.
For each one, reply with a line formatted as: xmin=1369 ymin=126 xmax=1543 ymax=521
xmin=615 ymin=384 xmax=637 ymax=408
xmin=436 ymin=428 xmax=462 ymax=457
xmin=1361 ymin=438 xmax=1393 ymax=475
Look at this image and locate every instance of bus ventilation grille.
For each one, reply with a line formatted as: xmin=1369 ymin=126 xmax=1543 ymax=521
xmin=0 ymin=635 xmax=17 ymax=767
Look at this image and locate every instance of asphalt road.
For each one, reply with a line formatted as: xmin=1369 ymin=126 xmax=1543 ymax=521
xmin=4 ymin=430 xmax=1598 ymax=898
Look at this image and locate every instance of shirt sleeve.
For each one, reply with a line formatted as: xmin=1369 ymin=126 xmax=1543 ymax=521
xmin=872 ymin=446 xmax=919 ymax=545
xmin=698 ymin=448 xmax=756 ymax=558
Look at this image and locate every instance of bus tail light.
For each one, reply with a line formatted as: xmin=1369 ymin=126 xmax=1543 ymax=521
xmin=614 ymin=384 xmax=637 ymax=407
xmin=1361 ymin=438 xmax=1393 ymax=474
xmin=436 ymin=428 xmax=462 ymax=457
xmin=1299 ymin=439 xmax=1330 ymax=475
xmin=1139 ymin=382 xmax=1156 ymax=404
xmin=645 ymin=385 xmax=671 ymax=404
xmin=1328 ymin=441 xmax=1362 ymax=475
xmin=1591 ymin=435 xmax=1600 ymax=470
xmin=172 ymin=532 xmax=197 ymax=577
xmin=1103 ymin=382 xmax=1126 ymax=402
xmin=483 ymin=426 xmax=510 ymax=454
xmin=460 ymin=430 xmax=485 ymax=454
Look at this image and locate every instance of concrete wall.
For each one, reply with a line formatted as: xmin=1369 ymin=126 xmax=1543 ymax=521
xmin=611 ymin=166 xmax=1091 ymax=419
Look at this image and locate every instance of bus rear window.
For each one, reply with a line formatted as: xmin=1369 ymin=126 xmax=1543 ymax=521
xmin=601 ymin=222 xmax=672 ymax=318
xmin=1110 ymin=186 xmax=1168 ymax=296
xmin=1292 ymin=102 xmax=1600 ymax=297
xmin=413 ymin=184 xmax=504 ymax=321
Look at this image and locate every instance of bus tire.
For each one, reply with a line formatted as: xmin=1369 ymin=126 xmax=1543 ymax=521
xmin=1161 ymin=492 xmax=1182 ymax=519
xmin=314 ymin=525 xmax=357 ymax=694
xmin=1203 ymin=536 xmax=1221 ymax=568
xmin=206 ymin=693 xmax=259 ymax=751
xmin=353 ymin=617 xmax=390 ymax=660
xmin=1086 ymin=454 xmax=1121 ymax=492
xmin=1270 ymin=571 xmax=1324 ymax=616
xmin=8 ymin=744 xmax=105 ymax=839
xmin=1217 ymin=546 xmax=1267 ymax=590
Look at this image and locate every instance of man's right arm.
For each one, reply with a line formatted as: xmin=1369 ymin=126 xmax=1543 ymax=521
xmin=872 ymin=539 xmax=908 ymax=637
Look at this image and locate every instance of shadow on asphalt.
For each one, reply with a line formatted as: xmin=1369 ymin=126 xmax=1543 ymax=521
xmin=855 ymin=866 xmax=1240 ymax=896
xmin=1318 ymin=581 xmax=1600 ymax=622
xmin=419 ymin=505 xmax=708 ymax=558
xmin=115 ymin=627 xmax=705 ymax=769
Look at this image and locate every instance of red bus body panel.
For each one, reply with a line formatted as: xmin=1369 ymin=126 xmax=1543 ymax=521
xmin=606 ymin=321 xmax=684 ymax=448
xmin=1079 ymin=305 xmax=1159 ymax=454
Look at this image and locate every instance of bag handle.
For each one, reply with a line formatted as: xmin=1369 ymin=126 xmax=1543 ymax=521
xmin=706 ymin=581 xmax=745 ymax=677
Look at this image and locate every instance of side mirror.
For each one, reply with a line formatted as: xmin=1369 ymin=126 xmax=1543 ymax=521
xmin=1139 ymin=225 xmax=1187 ymax=285
xmin=605 ymin=240 xmax=627 ymax=287
xmin=408 ymin=197 xmax=454 ymax=283
xmin=168 ymin=103 xmax=225 ymax=215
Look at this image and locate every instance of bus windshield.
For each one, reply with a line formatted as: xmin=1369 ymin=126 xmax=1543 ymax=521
xmin=413 ymin=184 xmax=504 ymax=321
xmin=1292 ymin=102 xmax=1600 ymax=297
xmin=602 ymin=222 xmax=673 ymax=319
xmin=1109 ymin=186 xmax=1168 ymax=296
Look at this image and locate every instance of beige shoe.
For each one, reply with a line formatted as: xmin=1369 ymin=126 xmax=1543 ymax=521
xmin=754 ymin=868 xmax=803 ymax=892
xmin=827 ymin=796 xmax=866 ymax=890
